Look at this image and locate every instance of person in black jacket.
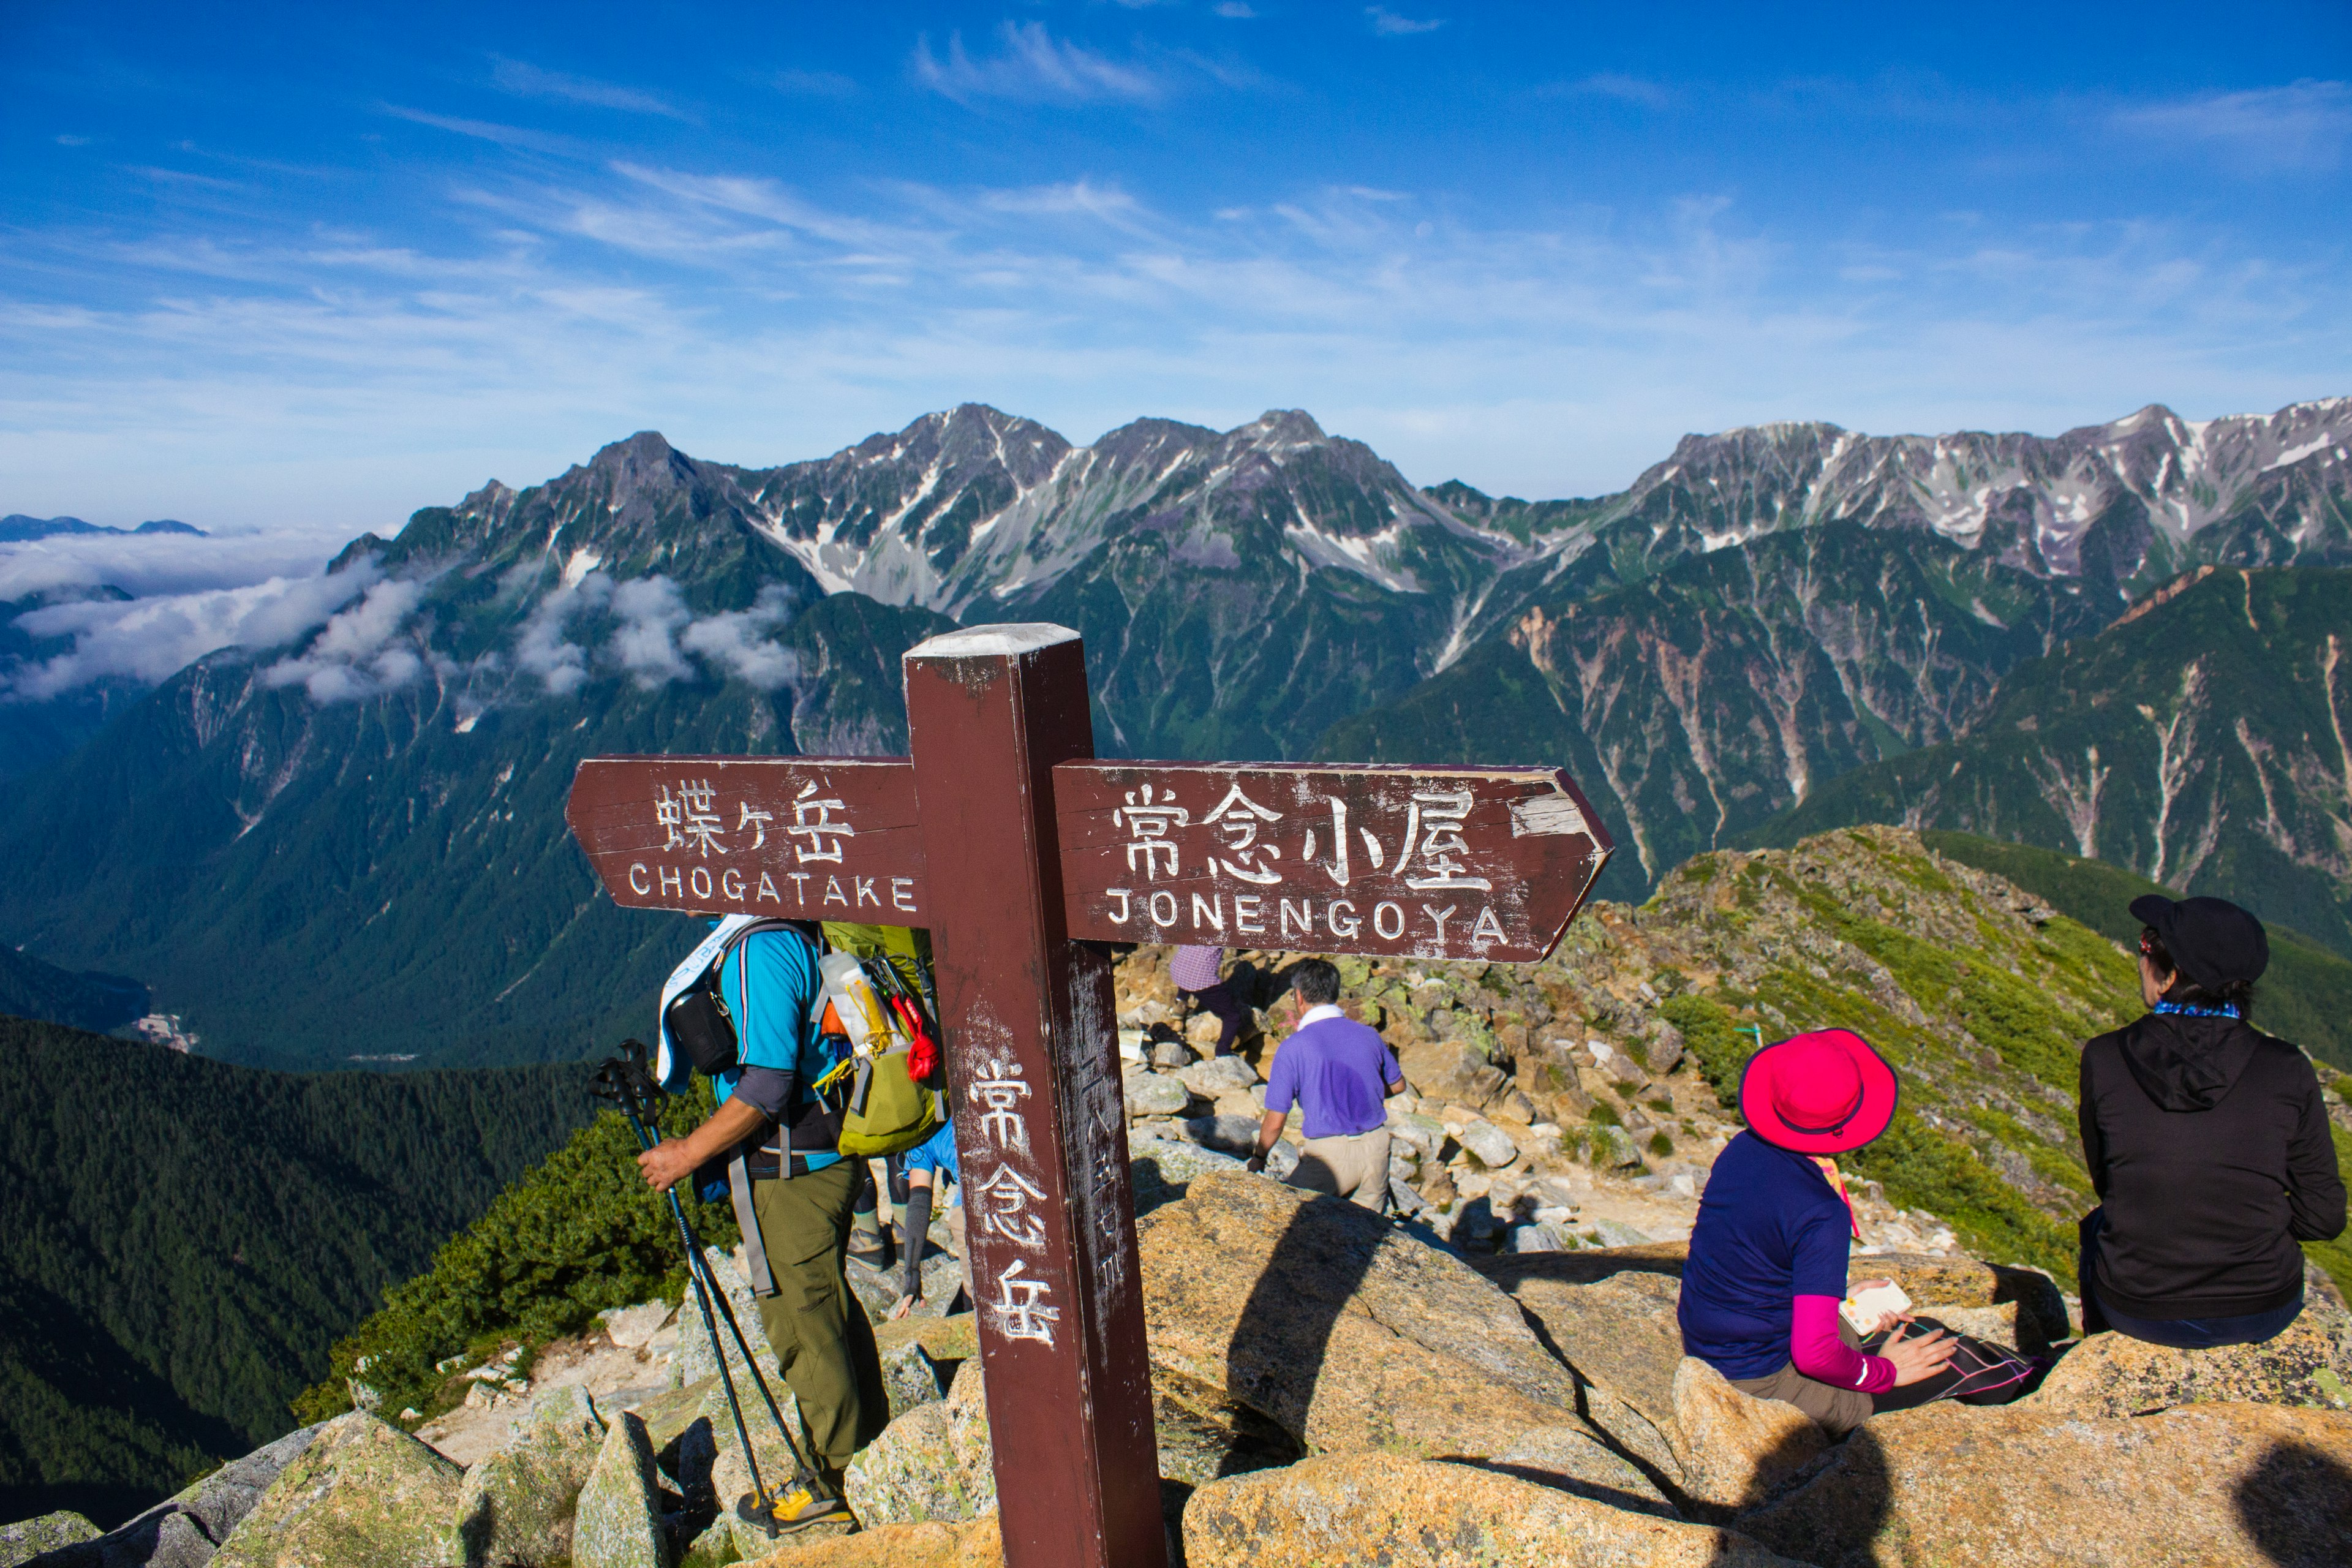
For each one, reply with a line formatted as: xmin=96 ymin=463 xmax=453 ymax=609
xmin=2077 ymin=894 xmax=2347 ymax=1348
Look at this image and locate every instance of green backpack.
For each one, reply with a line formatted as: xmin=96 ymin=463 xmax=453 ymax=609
xmin=810 ymin=923 xmax=944 ymax=1159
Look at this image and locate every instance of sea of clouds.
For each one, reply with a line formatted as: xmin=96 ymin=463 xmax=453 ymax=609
xmin=2 ymin=526 xmax=804 ymax=712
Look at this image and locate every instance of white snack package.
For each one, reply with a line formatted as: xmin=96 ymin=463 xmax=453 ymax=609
xmin=1840 ymin=1281 xmax=1912 ymax=1335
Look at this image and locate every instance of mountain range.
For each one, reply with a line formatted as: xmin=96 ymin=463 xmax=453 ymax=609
xmin=2 ymin=397 xmax=2349 ymax=1066
xmin=0 ymin=517 xmax=205 ymax=543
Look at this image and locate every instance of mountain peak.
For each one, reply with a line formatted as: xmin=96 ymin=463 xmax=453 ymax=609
xmin=1239 ymin=409 xmax=1329 ymax=448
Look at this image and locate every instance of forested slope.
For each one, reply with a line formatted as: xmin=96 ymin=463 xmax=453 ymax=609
xmin=0 ymin=1018 xmax=593 ymax=1526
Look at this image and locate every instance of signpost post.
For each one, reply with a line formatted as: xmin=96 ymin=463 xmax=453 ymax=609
xmin=564 ymin=623 xmax=1613 ymax=1568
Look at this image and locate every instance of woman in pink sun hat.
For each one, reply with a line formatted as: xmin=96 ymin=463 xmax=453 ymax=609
xmin=1676 ymin=1028 xmax=2045 ymax=1435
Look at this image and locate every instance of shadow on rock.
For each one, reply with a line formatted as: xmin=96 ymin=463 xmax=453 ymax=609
xmin=2233 ymin=1439 xmax=2352 ymax=1567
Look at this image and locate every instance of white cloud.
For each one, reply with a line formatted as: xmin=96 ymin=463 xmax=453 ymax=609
xmin=513 ymin=572 xmax=608 ymax=695
xmin=2113 ymin=80 xmax=2350 ymax=171
xmin=913 ymin=23 xmax=1162 ymax=105
xmin=608 ymin=574 xmax=693 ymax=688
xmin=1366 ymin=8 xmax=1444 ymax=36
xmin=489 ymin=58 xmax=688 ymax=119
xmin=1554 ymin=73 xmax=1671 ymax=108
xmin=1214 ymin=3 xmax=1257 ymax=16
xmin=258 ymin=576 xmax=434 ymax=703
xmin=6 ymin=560 xmax=377 ymax=700
xmin=679 ymin=587 xmax=799 ymax=690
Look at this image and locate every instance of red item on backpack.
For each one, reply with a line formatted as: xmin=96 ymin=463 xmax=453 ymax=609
xmin=892 ymin=995 xmax=940 ymax=1084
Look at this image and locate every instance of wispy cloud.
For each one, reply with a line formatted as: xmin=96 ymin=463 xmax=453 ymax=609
xmin=1551 ymin=73 xmax=1672 ymax=108
xmin=1365 ymin=7 xmax=1444 ymax=37
xmin=913 ymin=22 xmax=1163 ymax=105
xmin=2113 ymin=80 xmax=2350 ymax=171
xmin=489 ymin=58 xmax=689 ymax=120
xmin=1214 ymin=2 xmax=1257 ymax=15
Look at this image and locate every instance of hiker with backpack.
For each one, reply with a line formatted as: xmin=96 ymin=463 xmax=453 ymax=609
xmin=638 ymin=916 xmax=947 ymax=1536
xmin=1678 ymin=1028 xmax=2045 ymax=1435
xmin=2076 ymin=895 xmax=2345 ymax=1348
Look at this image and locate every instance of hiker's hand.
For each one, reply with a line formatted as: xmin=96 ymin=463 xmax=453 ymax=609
xmin=1244 ymin=1152 xmax=1267 ymax=1174
xmin=638 ymin=1140 xmax=697 ymax=1193
xmin=1879 ymin=1321 xmax=1957 ymax=1387
xmin=887 ymin=1293 xmax=918 ymax=1321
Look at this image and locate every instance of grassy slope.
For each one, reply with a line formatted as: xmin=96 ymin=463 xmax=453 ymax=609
xmin=1921 ymin=831 xmax=2352 ymax=1072
xmin=0 ymin=1017 xmax=593 ymax=1526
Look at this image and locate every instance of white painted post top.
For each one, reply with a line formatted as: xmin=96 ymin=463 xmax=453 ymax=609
xmin=905 ymin=624 xmax=1082 ymax=660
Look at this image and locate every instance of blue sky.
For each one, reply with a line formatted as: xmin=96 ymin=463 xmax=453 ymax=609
xmin=3 ymin=0 xmax=2348 ymax=538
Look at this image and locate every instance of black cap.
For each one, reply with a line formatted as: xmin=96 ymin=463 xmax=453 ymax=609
xmin=2130 ymin=894 xmax=2269 ymax=991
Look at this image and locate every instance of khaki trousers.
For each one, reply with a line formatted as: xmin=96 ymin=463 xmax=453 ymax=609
xmin=1728 ymin=1315 xmax=1872 ymax=1436
xmin=1286 ymin=1126 xmax=1392 ymax=1211
xmin=749 ymin=1159 xmax=889 ymax=1470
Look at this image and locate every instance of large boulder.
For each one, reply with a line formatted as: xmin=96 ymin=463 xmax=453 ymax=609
xmin=454 ymin=1385 xmax=605 ymax=1567
xmin=844 ymin=1355 xmax=998 ymax=1528
xmin=1477 ymin=1260 xmax=1689 ymax=1482
xmin=1181 ymin=1452 xmax=1804 ymax=1566
xmin=741 ymin=1512 xmax=1003 ymax=1567
xmin=211 ymin=1412 xmax=463 ymax=1568
xmin=1396 ymin=1040 xmax=1507 ymax=1110
xmin=570 ymin=1413 xmax=666 ymax=1568
xmin=1668 ymin=1358 xmax=1826 ymax=1515
xmin=1139 ymin=1170 xmax=1581 ymax=1458
xmin=31 ymin=1425 xmax=324 ymax=1568
xmin=1 ymin=1513 xmax=98 ymax=1566
xmin=1738 ymin=1401 xmax=2352 ymax=1567
xmin=1469 ymin=1422 xmax=1679 ymax=1518
xmin=2029 ymin=1303 xmax=2352 ymax=1418
xmin=1124 ymin=1074 xmax=1192 ymax=1118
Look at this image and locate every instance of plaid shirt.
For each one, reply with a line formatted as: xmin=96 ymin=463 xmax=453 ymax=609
xmin=1169 ymin=945 xmax=1223 ymax=992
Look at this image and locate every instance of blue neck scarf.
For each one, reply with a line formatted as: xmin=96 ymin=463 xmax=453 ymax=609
xmin=2153 ymin=999 xmax=2241 ymax=1019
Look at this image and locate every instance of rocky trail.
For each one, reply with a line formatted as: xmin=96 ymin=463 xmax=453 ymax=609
xmin=12 ymin=827 xmax=2352 ymax=1566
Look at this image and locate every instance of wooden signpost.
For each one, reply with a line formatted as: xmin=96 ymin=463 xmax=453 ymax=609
xmin=564 ymin=623 xmax=1613 ymax=1568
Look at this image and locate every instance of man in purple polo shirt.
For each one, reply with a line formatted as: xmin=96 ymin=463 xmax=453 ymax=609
xmin=1246 ymin=959 xmax=1404 ymax=1210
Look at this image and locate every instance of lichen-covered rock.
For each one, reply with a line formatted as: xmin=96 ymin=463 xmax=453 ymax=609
xmin=1127 ymin=1135 xmax=1247 ymax=1216
xmin=2029 ymin=1304 xmax=2352 ymax=1418
xmin=1479 ymin=1262 xmax=1689 ymax=1480
xmin=878 ymin=1335 xmax=952 ymax=1422
xmin=1468 ymin=1422 xmax=1679 ymax=1518
xmin=1123 ymin=1074 xmax=1191 ymax=1118
xmin=741 ymin=1512 xmax=1003 ymax=1567
xmin=570 ymin=1412 xmax=666 ymax=1568
xmin=1139 ymin=1170 xmax=1580 ymax=1460
xmin=670 ymin=1249 xmax=774 ymax=1390
xmin=844 ymin=1356 xmax=998 ymax=1528
xmin=1182 ymin=1452 xmax=1804 ymax=1566
xmin=1737 ymin=1401 xmax=2352 ymax=1567
xmin=1 ymin=1512 xmax=98 ymax=1566
xmin=454 ymin=1384 xmax=605 ymax=1567
xmin=45 ymin=1423 xmax=325 ymax=1568
xmin=1669 ymin=1357 xmax=1825 ymax=1513
xmin=1178 ymin=1055 xmax=1258 ymax=1096
xmin=211 ymin=1412 xmax=462 ymax=1568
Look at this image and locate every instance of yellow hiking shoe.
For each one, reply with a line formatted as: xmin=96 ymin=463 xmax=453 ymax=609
xmin=737 ymin=1476 xmax=856 ymax=1537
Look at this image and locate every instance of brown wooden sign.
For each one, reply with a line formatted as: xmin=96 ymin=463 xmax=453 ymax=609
xmin=564 ymin=756 xmax=928 ymax=921
xmin=562 ymin=622 xmax=1617 ymax=1568
xmin=1053 ymin=761 xmax=1608 ymax=962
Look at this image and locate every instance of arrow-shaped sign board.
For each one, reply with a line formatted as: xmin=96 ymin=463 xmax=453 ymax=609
xmin=561 ymin=624 xmax=1615 ymax=1568
xmin=565 ymin=757 xmax=1608 ymax=962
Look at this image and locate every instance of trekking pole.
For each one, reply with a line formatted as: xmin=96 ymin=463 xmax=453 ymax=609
xmin=591 ymin=1044 xmax=818 ymax=1518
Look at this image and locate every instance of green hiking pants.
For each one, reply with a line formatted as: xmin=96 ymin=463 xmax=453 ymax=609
xmin=749 ymin=1158 xmax=889 ymax=1471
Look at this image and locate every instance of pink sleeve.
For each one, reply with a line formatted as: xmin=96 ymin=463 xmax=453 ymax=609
xmin=1790 ymin=1295 xmax=1896 ymax=1395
